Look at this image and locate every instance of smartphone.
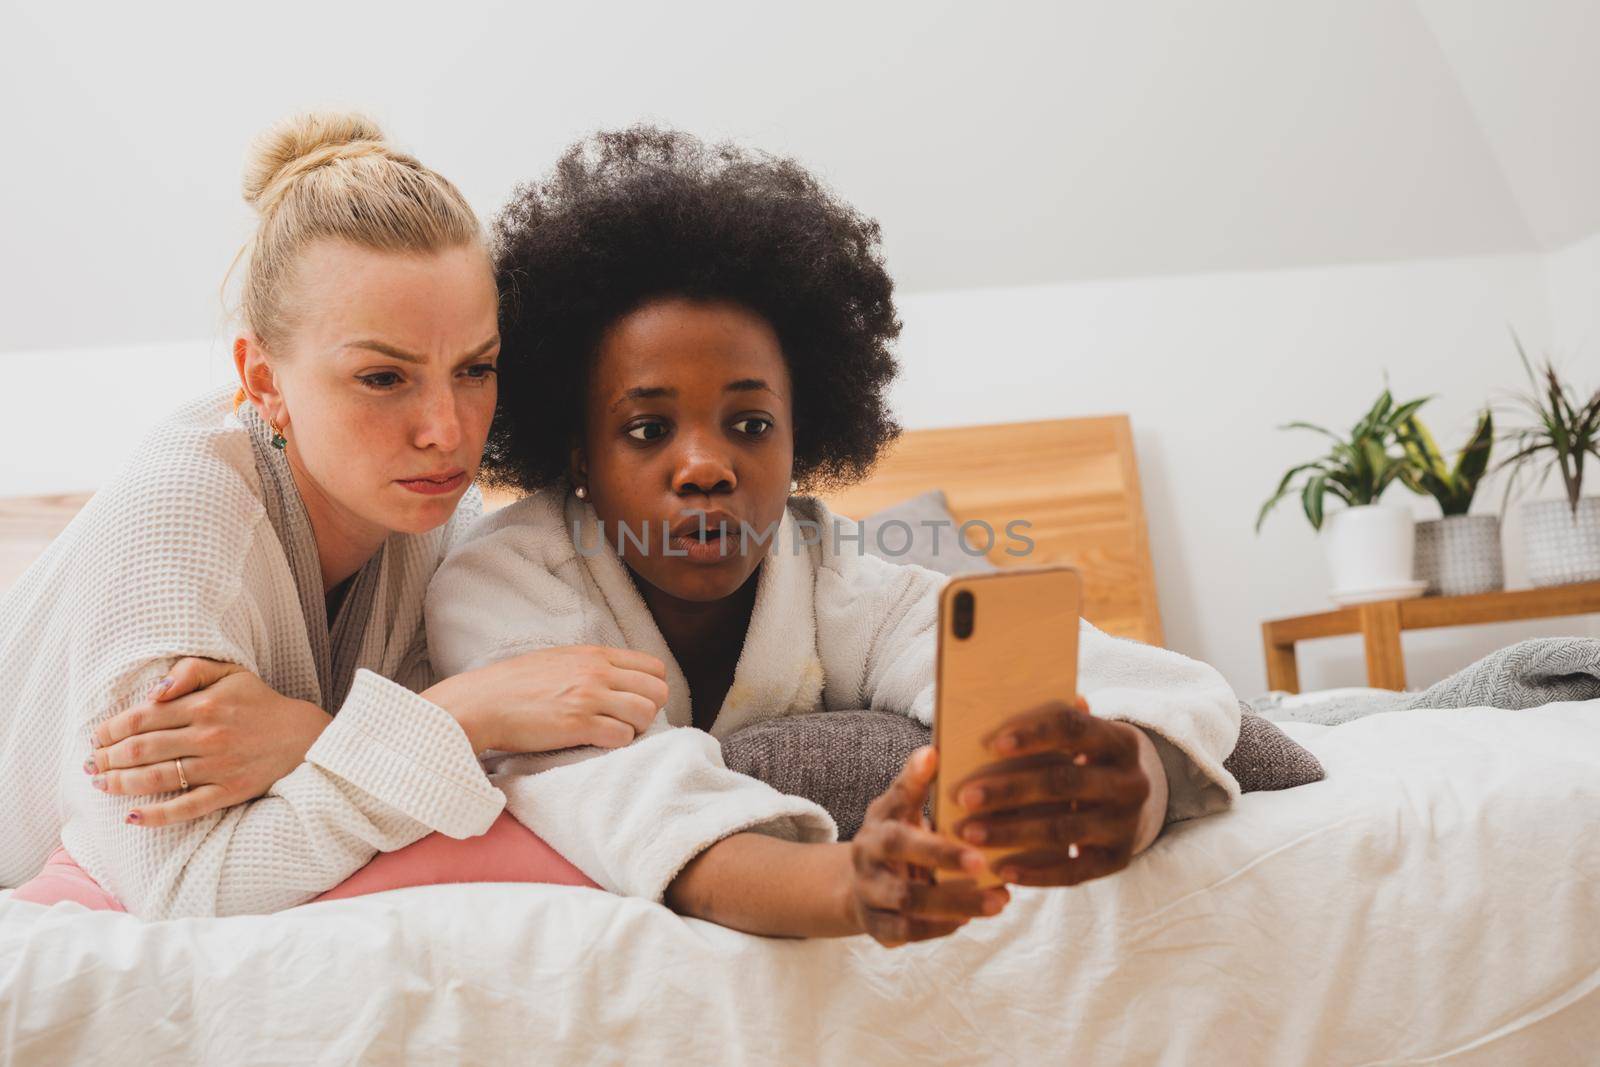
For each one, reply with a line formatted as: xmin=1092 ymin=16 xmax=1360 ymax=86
xmin=932 ymin=565 xmax=1082 ymax=886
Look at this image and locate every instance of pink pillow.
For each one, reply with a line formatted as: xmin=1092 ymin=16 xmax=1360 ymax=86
xmin=311 ymin=811 xmax=598 ymax=902
xmin=9 ymin=812 xmax=597 ymax=912
xmin=10 ymin=846 xmax=128 ymax=911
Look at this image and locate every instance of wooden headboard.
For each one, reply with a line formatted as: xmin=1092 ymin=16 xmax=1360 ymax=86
xmin=1 ymin=415 xmax=1162 ymax=645
xmin=815 ymin=416 xmax=1162 ymax=645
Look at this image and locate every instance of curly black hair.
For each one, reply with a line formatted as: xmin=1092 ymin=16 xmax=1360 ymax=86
xmin=482 ymin=125 xmax=903 ymax=493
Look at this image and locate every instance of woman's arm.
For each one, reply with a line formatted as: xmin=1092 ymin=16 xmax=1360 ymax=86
xmin=87 ymin=659 xmax=332 ymax=825
xmin=60 ymin=536 xmax=503 ymax=918
xmin=666 ymin=748 xmax=1009 ymax=944
xmin=63 ymin=648 xmax=507 ymax=919
xmin=86 ymin=643 xmax=670 ymax=826
xmin=425 ymin=512 xmax=844 ymax=905
xmin=30 ymin=432 xmax=501 ymax=917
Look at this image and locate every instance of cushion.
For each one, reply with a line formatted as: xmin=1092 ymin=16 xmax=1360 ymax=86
xmin=1225 ymin=704 xmax=1326 ymax=792
xmin=858 ymin=489 xmax=999 ymax=576
xmin=311 ymin=810 xmax=598 ymax=901
xmin=11 ymin=812 xmax=598 ymax=912
xmin=721 ymin=706 xmax=1324 ymax=840
xmin=721 ymin=711 xmax=931 ymax=840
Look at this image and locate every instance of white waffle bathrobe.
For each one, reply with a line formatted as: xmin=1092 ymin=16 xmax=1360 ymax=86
xmin=0 ymin=389 xmax=506 ymax=918
xmin=426 ymin=489 xmax=1242 ymax=903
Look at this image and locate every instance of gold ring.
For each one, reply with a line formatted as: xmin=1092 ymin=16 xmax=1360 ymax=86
xmin=174 ymin=757 xmax=189 ymax=792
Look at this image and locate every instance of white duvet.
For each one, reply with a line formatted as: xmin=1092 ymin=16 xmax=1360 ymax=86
xmin=3 ymin=703 xmax=1598 ymax=1066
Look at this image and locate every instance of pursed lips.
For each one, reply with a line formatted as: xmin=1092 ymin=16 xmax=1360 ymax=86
xmin=670 ymin=509 xmax=743 ymax=539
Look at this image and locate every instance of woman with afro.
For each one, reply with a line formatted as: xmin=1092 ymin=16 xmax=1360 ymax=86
xmin=425 ymin=127 xmax=1241 ymax=946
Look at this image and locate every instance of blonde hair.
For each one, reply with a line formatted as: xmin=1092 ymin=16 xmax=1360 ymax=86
xmin=236 ymin=110 xmax=481 ymax=350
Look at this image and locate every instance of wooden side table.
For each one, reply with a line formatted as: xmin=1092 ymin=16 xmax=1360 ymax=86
xmin=1261 ymin=580 xmax=1600 ymax=692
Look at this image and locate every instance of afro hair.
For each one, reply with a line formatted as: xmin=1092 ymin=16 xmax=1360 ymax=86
xmin=481 ymin=125 xmax=903 ymax=494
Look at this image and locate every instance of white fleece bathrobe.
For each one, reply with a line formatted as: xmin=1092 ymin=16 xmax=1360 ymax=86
xmin=426 ymin=489 xmax=1242 ymax=903
xmin=0 ymin=389 xmax=505 ymax=918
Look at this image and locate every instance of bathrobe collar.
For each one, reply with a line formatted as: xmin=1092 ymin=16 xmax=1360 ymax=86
xmin=239 ymin=403 xmax=388 ymax=709
xmin=559 ymin=489 xmax=826 ymax=737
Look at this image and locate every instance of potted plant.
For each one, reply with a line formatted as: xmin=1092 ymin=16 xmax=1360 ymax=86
xmin=1398 ymin=410 xmax=1501 ymax=596
xmin=1497 ymin=337 xmax=1600 ymax=587
xmin=1257 ymin=388 xmax=1429 ymax=603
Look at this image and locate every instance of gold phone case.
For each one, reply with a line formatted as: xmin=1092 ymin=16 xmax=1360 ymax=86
xmin=933 ymin=565 xmax=1082 ymax=887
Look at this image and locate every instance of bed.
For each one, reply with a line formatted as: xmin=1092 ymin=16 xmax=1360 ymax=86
xmin=2 ymin=416 xmax=1598 ymax=1065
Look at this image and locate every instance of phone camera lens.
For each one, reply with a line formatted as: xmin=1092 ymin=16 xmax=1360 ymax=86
xmin=952 ymin=590 xmax=974 ymax=639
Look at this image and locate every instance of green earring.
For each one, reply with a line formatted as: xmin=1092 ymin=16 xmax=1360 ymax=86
xmin=269 ymin=421 xmax=287 ymax=450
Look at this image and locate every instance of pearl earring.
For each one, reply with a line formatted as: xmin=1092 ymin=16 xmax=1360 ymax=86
xmin=574 ymin=485 xmax=588 ymax=500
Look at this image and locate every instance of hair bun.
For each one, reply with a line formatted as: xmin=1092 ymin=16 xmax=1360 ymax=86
xmin=242 ymin=111 xmax=389 ymax=211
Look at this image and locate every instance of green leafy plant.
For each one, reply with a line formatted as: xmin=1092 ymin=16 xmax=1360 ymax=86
xmin=1396 ymin=410 xmax=1493 ymax=516
xmin=1257 ymin=388 xmax=1430 ymax=532
xmin=1497 ymin=333 xmax=1600 ymax=516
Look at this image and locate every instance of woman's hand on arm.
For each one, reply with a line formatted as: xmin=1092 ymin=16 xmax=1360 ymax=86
xmin=87 ymin=658 xmax=332 ymax=828
xmin=948 ymin=697 xmax=1168 ymax=888
xmin=665 ymin=746 xmax=1010 ymax=945
xmin=422 ymin=645 xmax=670 ymax=755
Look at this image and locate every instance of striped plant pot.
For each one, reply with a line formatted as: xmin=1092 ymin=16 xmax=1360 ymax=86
xmin=1523 ymin=498 xmax=1600 ymax=587
xmin=1413 ymin=515 xmax=1503 ymax=597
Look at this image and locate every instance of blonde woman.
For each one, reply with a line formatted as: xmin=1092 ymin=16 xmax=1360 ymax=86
xmin=0 ymin=112 xmax=741 ymax=918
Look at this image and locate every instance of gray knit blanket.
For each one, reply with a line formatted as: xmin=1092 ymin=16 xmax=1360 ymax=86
xmin=1258 ymin=638 xmax=1600 ymax=726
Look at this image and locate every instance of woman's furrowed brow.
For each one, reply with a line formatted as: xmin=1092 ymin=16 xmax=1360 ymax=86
xmin=342 ymin=336 xmax=499 ymax=364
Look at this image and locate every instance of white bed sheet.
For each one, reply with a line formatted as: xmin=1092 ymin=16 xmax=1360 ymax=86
xmin=3 ymin=703 xmax=1598 ymax=1066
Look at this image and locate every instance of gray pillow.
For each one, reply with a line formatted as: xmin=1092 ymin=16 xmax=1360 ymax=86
xmin=721 ymin=706 xmax=1323 ymax=840
xmin=858 ymin=489 xmax=998 ymax=576
xmin=721 ymin=711 xmax=930 ymax=840
xmin=1225 ymin=704 xmax=1327 ymax=792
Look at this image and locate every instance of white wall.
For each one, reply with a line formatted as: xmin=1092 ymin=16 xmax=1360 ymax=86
xmin=0 ymin=0 xmax=1545 ymax=352
xmin=1545 ymin=228 xmax=1600 ymax=356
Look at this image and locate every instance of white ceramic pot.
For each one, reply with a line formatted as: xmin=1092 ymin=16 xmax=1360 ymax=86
xmin=1321 ymin=504 xmax=1420 ymax=603
xmin=1522 ymin=497 xmax=1600 ymax=587
xmin=1414 ymin=514 xmax=1504 ymax=597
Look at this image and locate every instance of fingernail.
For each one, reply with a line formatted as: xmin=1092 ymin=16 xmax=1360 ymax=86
xmin=1067 ymin=843 xmax=1081 ymax=860
xmin=959 ymin=786 xmax=984 ymax=808
xmin=125 ymin=811 xmax=141 ymax=824
xmin=1073 ymin=752 xmax=1090 ymax=766
xmin=92 ymin=775 xmax=107 ymax=792
xmin=150 ymin=678 xmax=173 ymax=698
xmin=961 ymin=850 xmax=985 ymax=873
xmin=83 ymin=756 xmax=97 ymax=775
xmin=962 ymin=824 xmax=988 ymax=844
xmin=996 ymin=733 xmax=1019 ymax=755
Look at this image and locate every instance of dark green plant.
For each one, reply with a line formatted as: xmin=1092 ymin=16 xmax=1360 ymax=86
xmin=1397 ymin=410 xmax=1493 ymax=516
xmin=1257 ymin=388 xmax=1430 ymax=532
xmin=1497 ymin=333 xmax=1600 ymax=516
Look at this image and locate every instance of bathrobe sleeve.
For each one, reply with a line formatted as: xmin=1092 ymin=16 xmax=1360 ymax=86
xmin=815 ymin=538 xmax=1241 ymax=823
xmin=425 ymin=500 xmax=836 ymax=902
xmin=55 ymin=479 xmax=504 ymax=920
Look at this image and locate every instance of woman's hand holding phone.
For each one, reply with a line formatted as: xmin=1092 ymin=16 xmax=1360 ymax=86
xmin=948 ymin=696 xmax=1162 ymax=886
xmin=845 ymin=746 xmax=1012 ymax=947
